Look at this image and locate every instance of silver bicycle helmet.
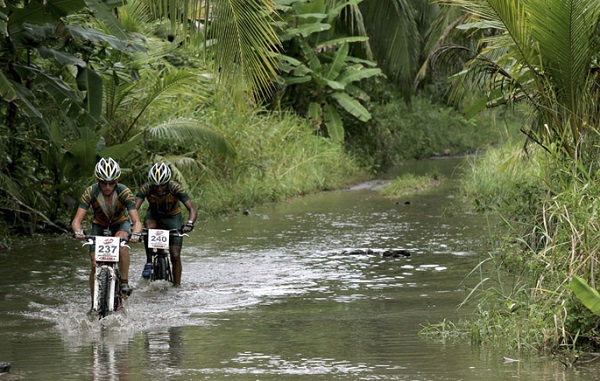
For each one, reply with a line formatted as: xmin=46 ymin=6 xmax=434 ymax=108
xmin=95 ymin=157 xmax=121 ymax=182
xmin=148 ymin=163 xmax=172 ymax=186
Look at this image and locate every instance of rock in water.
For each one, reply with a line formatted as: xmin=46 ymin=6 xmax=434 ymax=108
xmin=0 ymin=362 xmax=11 ymax=373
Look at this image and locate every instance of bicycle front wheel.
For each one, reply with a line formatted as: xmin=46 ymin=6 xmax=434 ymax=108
xmin=97 ymin=268 xmax=110 ymax=319
xmin=153 ymin=254 xmax=168 ymax=281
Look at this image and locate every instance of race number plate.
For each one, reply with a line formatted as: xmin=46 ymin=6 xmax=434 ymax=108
xmin=95 ymin=237 xmax=120 ymax=262
xmin=148 ymin=229 xmax=170 ymax=249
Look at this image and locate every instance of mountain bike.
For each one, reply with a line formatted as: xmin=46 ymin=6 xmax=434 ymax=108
xmin=82 ymin=235 xmax=129 ymax=319
xmin=142 ymin=229 xmax=188 ymax=283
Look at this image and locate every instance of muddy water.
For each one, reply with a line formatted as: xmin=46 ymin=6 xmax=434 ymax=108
xmin=0 ymin=159 xmax=598 ymax=380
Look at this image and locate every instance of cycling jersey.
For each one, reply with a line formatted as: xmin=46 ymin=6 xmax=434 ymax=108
xmin=135 ymin=182 xmax=190 ymax=217
xmin=78 ymin=183 xmax=137 ymax=227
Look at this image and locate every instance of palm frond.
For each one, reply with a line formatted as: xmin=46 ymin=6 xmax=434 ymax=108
xmin=359 ymin=0 xmax=422 ymax=98
xmin=528 ymin=0 xmax=600 ymax=126
xmin=145 ymin=118 xmax=236 ymax=158
xmin=206 ymin=0 xmax=280 ymax=100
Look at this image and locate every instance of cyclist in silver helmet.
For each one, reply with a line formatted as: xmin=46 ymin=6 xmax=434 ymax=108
xmin=71 ymin=157 xmax=143 ymax=302
xmin=135 ymin=162 xmax=197 ymax=287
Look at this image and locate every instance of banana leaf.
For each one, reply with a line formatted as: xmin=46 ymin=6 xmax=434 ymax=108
xmin=570 ymin=275 xmax=600 ymax=316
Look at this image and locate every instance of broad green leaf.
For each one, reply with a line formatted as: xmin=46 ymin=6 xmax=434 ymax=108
xmin=10 ymin=81 xmax=43 ymax=118
xmin=570 ymin=276 xmax=600 ymax=316
xmin=307 ymin=102 xmax=322 ymax=125
xmin=345 ymin=84 xmax=370 ymax=102
xmin=277 ymin=53 xmax=303 ymax=67
xmin=285 ymin=76 xmax=312 ymax=85
xmin=7 ymin=0 xmax=86 ymax=27
xmin=82 ymin=0 xmax=128 ymax=41
xmin=0 ymin=71 xmax=17 ymax=102
xmin=38 ymin=46 xmax=86 ymax=67
xmin=292 ymin=65 xmax=312 ymax=76
xmin=69 ymin=137 xmax=101 ymax=172
xmin=462 ymin=96 xmax=488 ymax=119
xmin=76 ymin=66 xmax=103 ymax=118
xmin=324 ymin=104 xmax=344 ymax=143
xmin=68 ymin=25 xmax=145 ymax=52
xmin=331 ymin=92 xmax=371 ymax=122
xmin=337 ymin=67 xmax=383 ymax=85
xmin=282 ymin=23 xmax=330 ymax=40
xmin=298 ymin=39 xmax=321 ymax=70
xmin=296 ymin=13 xmax=328 ymax=21
xmin=326 ymin=43 xmax=349 ymax=81
xmin=316 ymin=36 xmax=369 ymax=49
xmin=99 ymin=135 xmax=143 ymax=160
xmin=346 ymin=56 xmax=379 ymax=67
xmin=325 ymin=79 xmax=345 ymax=90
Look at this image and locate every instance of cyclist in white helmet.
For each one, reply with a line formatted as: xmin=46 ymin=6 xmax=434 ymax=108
xmin=135 ymin=162 xmax=197 ymax=286
xmin=71 ymin=157 xmax=143 ymax=303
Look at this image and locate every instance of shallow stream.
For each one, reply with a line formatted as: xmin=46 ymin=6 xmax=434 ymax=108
xmin=1 ymin=158 xmax=598 ymax=380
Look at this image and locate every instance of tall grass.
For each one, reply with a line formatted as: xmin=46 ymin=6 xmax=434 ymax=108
xmin=449 ymin=138 xmax=600 ymax=353
xmin=185 ymin=102 xmax=364 ymax=216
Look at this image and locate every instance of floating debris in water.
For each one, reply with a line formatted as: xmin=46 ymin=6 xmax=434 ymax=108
xmin=339 ymin=248 xmax=410 ymax=258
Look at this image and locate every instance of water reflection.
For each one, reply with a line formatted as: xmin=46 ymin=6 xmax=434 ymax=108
xmin=144 ymin=327 xmax=184 ymax=369
xmin=91 ymin=338 xmax=130 ymax=381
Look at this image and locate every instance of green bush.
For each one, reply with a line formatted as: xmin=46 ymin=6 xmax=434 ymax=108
xmin=345 ymin=89 xmax=521 ymax=171
xmin=186 ymin=102 xmax=365 ymax=217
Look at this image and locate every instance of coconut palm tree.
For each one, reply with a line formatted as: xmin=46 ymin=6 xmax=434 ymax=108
xmin=439 ymin=0 xmax=600 ymax=158
xmin=141 ymin=0 xmax=281 ymax=101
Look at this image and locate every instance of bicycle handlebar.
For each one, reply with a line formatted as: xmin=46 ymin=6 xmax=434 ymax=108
xmin=140 ymin=228 xmax=189 ymax=238
xmin=80 ymin=235 xmax=131 ymax=249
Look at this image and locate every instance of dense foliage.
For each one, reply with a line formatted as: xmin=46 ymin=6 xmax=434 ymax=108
xmin=422 ymin=0 xmax=600 ymax=355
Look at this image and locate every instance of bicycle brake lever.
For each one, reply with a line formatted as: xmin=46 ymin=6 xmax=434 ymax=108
xmin=82 ymin=238 xmax=94 ymax=247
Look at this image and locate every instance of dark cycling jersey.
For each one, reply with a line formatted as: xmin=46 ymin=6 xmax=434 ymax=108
xmin=135 ymin=182 xmax=190 ymax=218
xmin=78 ymin=183 xmax=137 ymax=227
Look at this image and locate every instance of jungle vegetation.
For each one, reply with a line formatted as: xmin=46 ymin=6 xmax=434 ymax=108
xmin=0 ymin=0 xmax=496 ymax=236
xmin=4 ymin=0 xmax=600 ymax=355
xmin=420 ymin=0 xmax=600 ymax=355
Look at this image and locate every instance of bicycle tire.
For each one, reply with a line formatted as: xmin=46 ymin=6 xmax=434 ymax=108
xmin=97 ymin=268 xmax=110 ymax=319
xmin=155 ymin=254 xmax=168 ymax=281
xmin=164 ymin=257 xmax=173 ymax=283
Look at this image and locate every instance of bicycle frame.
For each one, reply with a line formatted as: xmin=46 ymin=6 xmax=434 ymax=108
xmin=83 ymin=236 xmax=128 ymax=318
xmin=143 ymin=229 xmax=188 ymax=283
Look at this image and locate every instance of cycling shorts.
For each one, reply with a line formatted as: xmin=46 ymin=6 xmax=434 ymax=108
xmin=144 ymin=211 xmax=183 ymax=247
xmin=88 ymin=221 xmax=131 ymax=252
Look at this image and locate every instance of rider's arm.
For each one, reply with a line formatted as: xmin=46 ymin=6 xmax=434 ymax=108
xmin=129 ymin=208 xmax=143 ymax=235
xmin=134 ymin=197 xmax=144 ymax=210
xmin=183 ymin=199 xmax=197 ymax=225
xmin=71 ymin=207 xmax=88 ymax=239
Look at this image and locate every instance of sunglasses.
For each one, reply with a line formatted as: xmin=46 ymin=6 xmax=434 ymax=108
xmin=99 ymin=180 xmax=117 ymax=186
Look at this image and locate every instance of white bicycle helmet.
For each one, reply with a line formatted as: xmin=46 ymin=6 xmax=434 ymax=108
xmin=95 ymin=157 xmax=121 ymax=182
xmin=148 ymin=162 xmax=172 ymax=186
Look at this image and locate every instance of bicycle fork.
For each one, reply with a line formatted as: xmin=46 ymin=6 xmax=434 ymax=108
xmin=92 ymin=266 xmax=117 ymax=313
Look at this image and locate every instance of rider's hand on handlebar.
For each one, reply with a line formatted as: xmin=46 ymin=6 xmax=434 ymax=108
xmin=73 ymin=230 xmax=85 ymax=240
xmin=182 ymin=223 xmax=194 ymax=233
xmin=129 ymin=232 xmax=142 ymax=243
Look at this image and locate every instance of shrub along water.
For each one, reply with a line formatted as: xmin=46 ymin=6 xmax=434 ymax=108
xmin=345 ymin=88 xmax=519 ymax=171
xmin=181 ymin=102 xmax=365 ymax=217
xmin=433 ymin=137 xmax=600 ymax=354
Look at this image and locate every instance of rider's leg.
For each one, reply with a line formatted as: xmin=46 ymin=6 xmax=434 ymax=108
xmin=170 ymin=245 xmax=182 ymax=286
xmin=144 ymin=219 xmax=158 ymax=263
xmin=115 ymin=230 xmax=130 ymax=283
